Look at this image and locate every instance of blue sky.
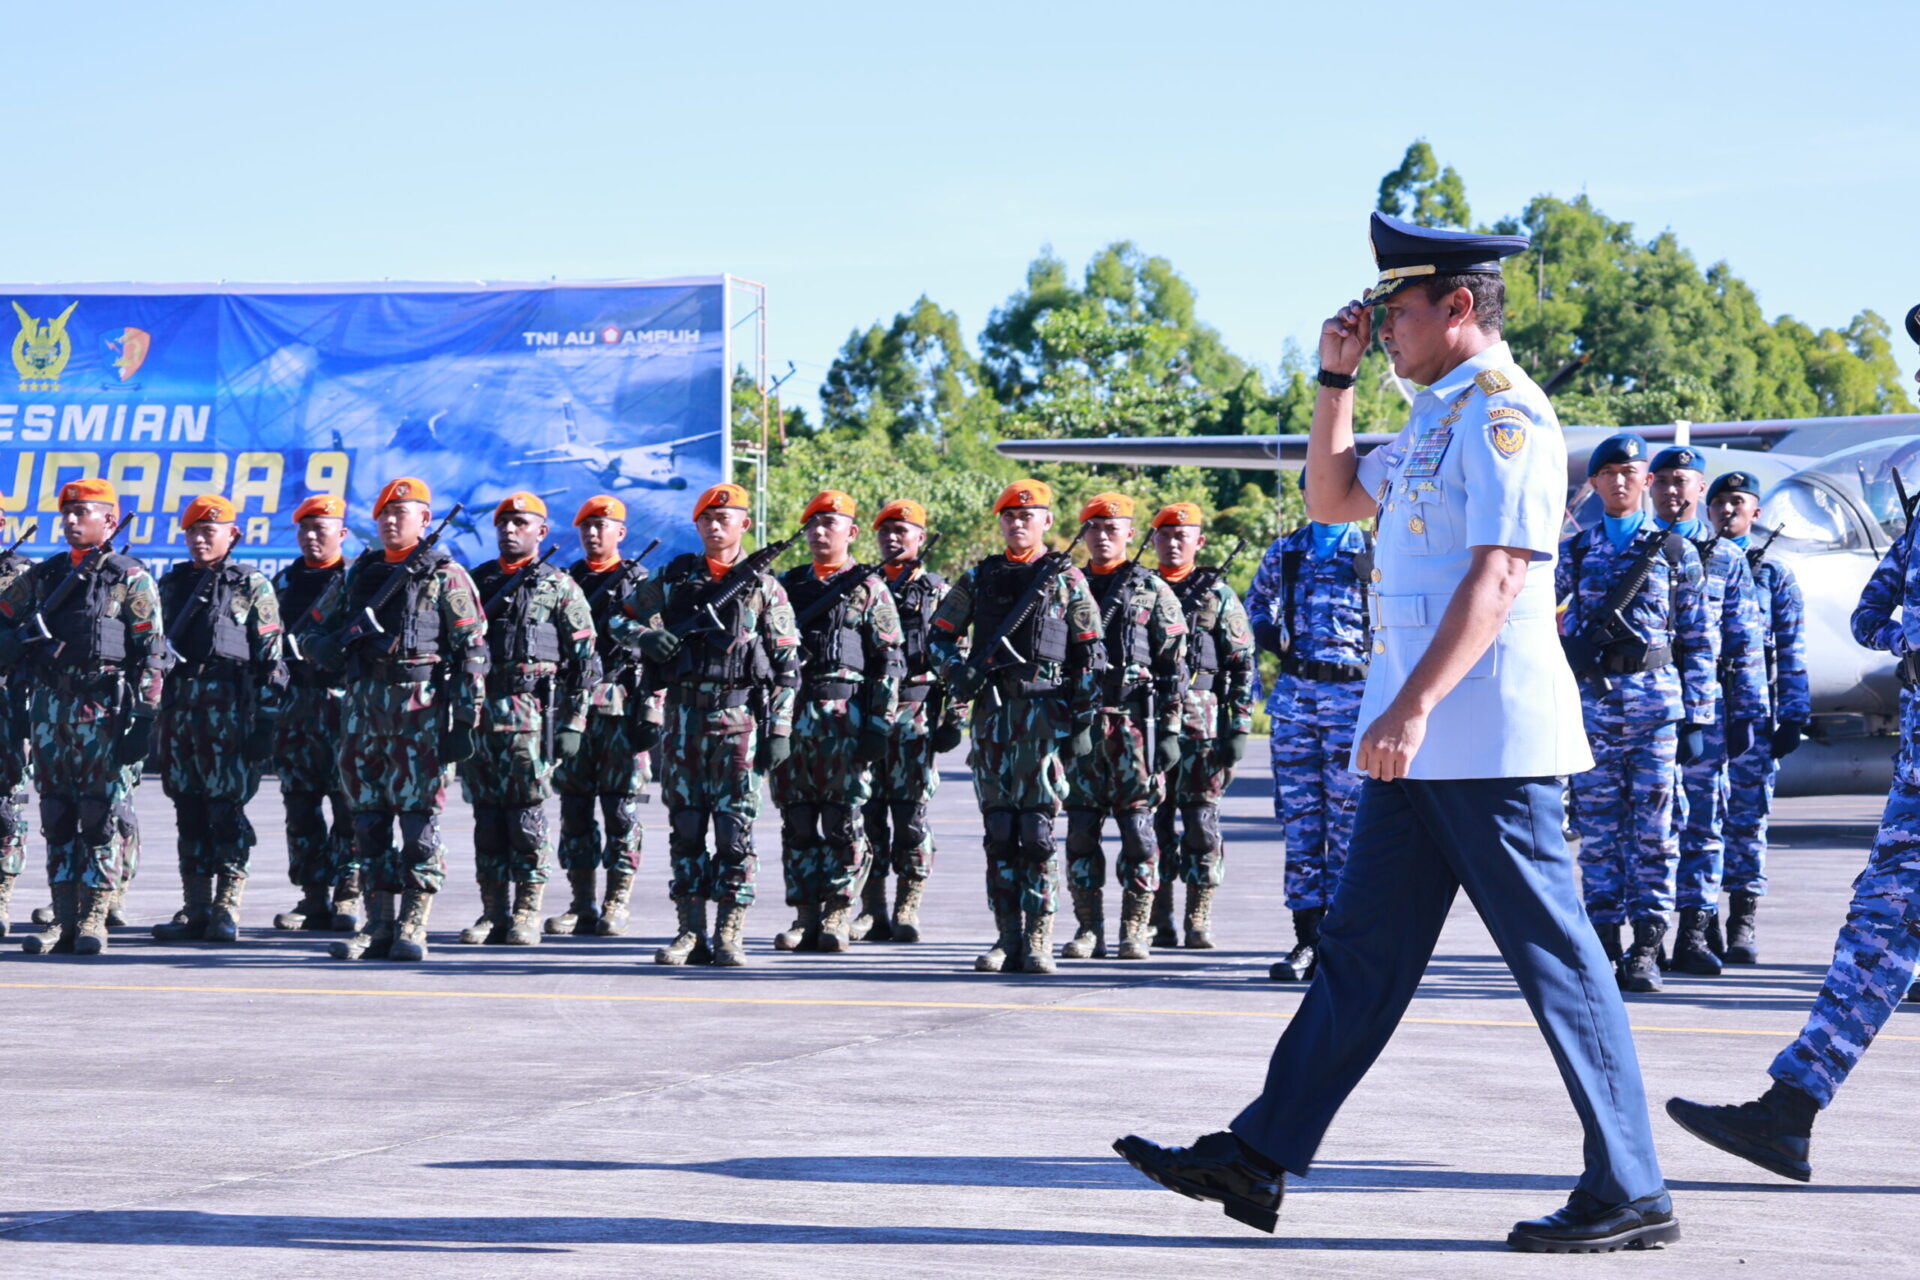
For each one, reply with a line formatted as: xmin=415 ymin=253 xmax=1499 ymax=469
xmin=6 ymin=1 xmax=1915 ymax=415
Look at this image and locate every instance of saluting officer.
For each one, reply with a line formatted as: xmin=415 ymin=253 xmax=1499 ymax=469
xmin=854 ymin=498 xmax=968 ymax=943
xmin=0 ymin=479 xmax=168 ymax=957
xmin=1555 ymin=434 xmax=1714 ymax=993
xmin=1149 ymin=503 xmax=1256 ymax=950
xmin=1244 ymin=472 xmax=1371 ymax=982
xmin=1060 ymin=493 xmax=1186 ymax=962
xmin=456 ymin=493 xmax=599 ymax=948
xmin=149 ymin=495 xmax=287 ymax=945
xmin=547 ymin=494 xmax=656 ymax=938
xmin=0 ymin=526 xmax=36 ymax=936
xmin=928 ymin=478 xmax=1103 ymax=976
xmin=299 ymin=477 xmax=489 ymax=963
xmin=614 ymin=482 xmax=800 ymax=968
xmin=1649 ymin=447 xmax=1769 ymax=975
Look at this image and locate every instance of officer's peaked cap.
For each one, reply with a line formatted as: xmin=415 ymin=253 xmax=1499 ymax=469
xmin=1364 ymin=212 xmax=1530 ymax=304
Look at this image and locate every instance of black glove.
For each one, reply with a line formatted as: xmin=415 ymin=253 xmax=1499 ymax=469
xmin=946 ymin=662 xmax=987 ymax=703
xmin=1251 ymin=618 xmax=1286 ymax=658
xmin=636 ymin=629 xmax=682 ymax=664
xmin=627 ymin=718 xmax=662 ymax=752
xmin=1212 ymin=730 xmax=1250 ymax=773
xmin=756 ymin=733 xmax=792 ymax=771
xmin=244 ymin=717 xmax=276 ymax=766
xmin=1675 ymin=723 xmax=1707 ymax=766
xmin=299 ymin=632 xmax=344 ymax=673
xmin=858 ymin=725 xmax=891 ymax=766
xmin=930 ymin=722 xmax=964 ymax=754
xmin=1061 ymin=726 xmax=1093 ymax=760
xmin=554 ymin=729 xmax=584 ymax=760
xmin=113 ymin=715 xmax=153 ymax=767
xmin=0 ymin=627 xmax=24 ymax=668
xmin=440 ymin=724 xmax=476 ymax=765
xmin=1771 ymin=720 xmax=1807 ymax=759
xmin=1727 ymin=718 xmax=1757 ymax=760
xmin=1154 ymin=731 xmax=1184 ymax=776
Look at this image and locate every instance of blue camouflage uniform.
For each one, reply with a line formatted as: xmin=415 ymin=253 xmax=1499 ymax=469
xmin=1723 ymin=538 xmax=1810 ymax=896
xmin=1244 ymin=523 xmax=1369 ymax=912
xmin=1556 ymin=513 xmax=1715 ymax=926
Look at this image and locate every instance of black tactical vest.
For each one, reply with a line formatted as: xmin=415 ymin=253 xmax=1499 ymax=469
xmin=783 ymin=564 xmax=869 ymax=678
xmin=971 ymin=555 xmax=1069 ymax=690
xmin=659 ymin=554 xmax=763 ymax=685
xmin=345 ymin=545 xmax=449 ymax=660
xmin=473 ymin=559 xmax=563 ymax=666
xmin=889 ymin=569 xmax=945 ymax=675
xmin=1169 ymin=574 xmax=1220 ymax=678
xmin=276 ymin=558 xmax=346 ymax=685
xmin=160 ymin=560 xmax=254 ymax=665
xmin=27 ymin=549 xmax=145 ymax=667
xmin=1089 ymin=566 xmax=1153 ymax=676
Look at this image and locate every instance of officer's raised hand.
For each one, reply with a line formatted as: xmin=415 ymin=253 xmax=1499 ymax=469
xmin=1319 ymin=299 xmax=1372 ymax=379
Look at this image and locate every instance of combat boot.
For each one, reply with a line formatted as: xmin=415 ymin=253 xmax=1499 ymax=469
xmin=1183 ymin=884 xmax=1217 ymax=949
xmin=1666 ymin=1080 xmax=1817 ymax=1182
xmin=331 ymin=891 xmax=395 ymax=960
xmin=73 ymin=883 xmax=113 ymax=956
xmin=773 ymin=903 xmax=821 ymax=952
xmin=855 ymin=873 xmax=892 ymax=943
xmin=504 ymin=881 xmax=544 ymax=946
xmin=595 ymin=868 xmax=634 ymax=936
xmin=544 ymin=864 xmax=599 ymax=936
xmin=1059 ymin=885 xmax=1106 ymax=960
xmin=974 ymin=904 xmax=1026 ymax=973
xmin=891 ymin=875 xmax=926 ymax=943
xmin=1724 ymin=891 xmax=1760 ymax=965
xmin=458 ymin=880 xmax=510 ymax=945
xmin=388 ymin=890 xmax=434 ymax=962
xmin=1671 ymin=907 xmax=1723 ymax=976
xmin=30 ymin=902 xmax=54 ymax=926
xmin=204 ymin=874 xmax=246 ymax=943
xmin=1269 ymin=907 xmax=1323 ymax=981
xmin=818 ymin=899 xmax=854 ymax=953
xmin=710 ymin=901 xmax=749 ymax=967
xmin=1620 ymin=916 xmax=1666 ymax=993
xmin=1151 ymin=881 xmax=1178 ymax=948
xmin=274 ymin=882 xmax=332 ymax=931
xmin=655 ymin=897 xmax=712 ymax=965
xmin=1116 ymin=889 xmax=1155 ymax=960
xmin=22 ymin=881 xmax=78 ymax=955
xmin=1593 ymin=920 xmax=1624 ymax=965
xmin=330 ymin=870 xmax=365 ymax=933
xmin=1019 ymin=910 xmax=1057 ymax=975
xmin=105 ymin=882 xmax=130 ymax=928
xmin=151 ymin=875 xmax=215 ymax=941
xmin=0 ymin=872 xmax=13 ymax=937
xmin=1705 ymin=907 xmax=1727 ymax=959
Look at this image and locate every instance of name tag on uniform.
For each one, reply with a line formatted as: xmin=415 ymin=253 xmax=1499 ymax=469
xmin=1401 ymin=426 xmax=1453 ymax=478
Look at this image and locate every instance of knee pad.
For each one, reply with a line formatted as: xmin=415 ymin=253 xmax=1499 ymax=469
xmin=892 ymin=801 xmax=930 ymax=855
xmin=600 ymin=794 xmax=638 ymax=843
xmin=1181 ymin=804 xmax=1221 ymax=854
xmin=206 ymin=799 xmax=249 ymax=846
xmin=781 ymin=802 xmax=821 ymax=848
xmin=352 ymin=811 xmax=394 ymax=860
xmin=284 ymin=790 xmax=328 ymax=842
xmin=77 ymin=795 xmax=115 ymax=847
xmin=1117 ymin=809 xmax=1155 ymax=860
xmin=668 ymin=806 xmax=709 ymax=851
xmin=819 ymin=803 xmax=858 ymax=847
xmin=397 ymin=811 xmax=441 ymax=860
xmin=559 ymin=794 xmax=597 ymax=840
xmin=40 ymin=793 xmax=77 ymax=844
xmin=1017 ymin=810 xmax=1056 ymax=863
xmin=983 ymin=807 xmax=1017 ymax=852
xmin=713 ymin=811 xmax=753 ymax=861
xmin=507 ymin=805 xmax=545 ymax=855
xmin=1064 ymin=807 xmax=1103 ymax=860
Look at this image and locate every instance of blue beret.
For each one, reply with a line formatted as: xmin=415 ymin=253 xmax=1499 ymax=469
xmin=1586 ymin=432 xmax=1649 ymax=477
xmin=1906 ymin=303 xmax=1919 ymax=347
xmin=1650 ymin=446 xmax=1706 ymax=474
xmin=1707 ymin=471 xmax=1762 ymax=502
xmin=1364 ymin=212 xmax=1531 ymax=304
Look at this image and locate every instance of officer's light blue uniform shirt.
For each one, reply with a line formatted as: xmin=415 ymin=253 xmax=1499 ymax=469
xmin=1350 ymin=341 xmax=1593 ymax=780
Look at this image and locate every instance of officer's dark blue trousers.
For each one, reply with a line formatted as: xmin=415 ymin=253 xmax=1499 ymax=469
xmin=1232 ymin=775 xmax=1666 ymax=1205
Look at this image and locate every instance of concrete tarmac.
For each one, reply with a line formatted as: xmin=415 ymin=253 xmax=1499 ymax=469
xmin=0 ymin=753 xmax=1913 ymax=1277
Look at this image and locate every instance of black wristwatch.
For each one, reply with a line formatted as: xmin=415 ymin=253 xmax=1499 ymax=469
xmin=1317 ymin=368 xmax=1358 ymax=390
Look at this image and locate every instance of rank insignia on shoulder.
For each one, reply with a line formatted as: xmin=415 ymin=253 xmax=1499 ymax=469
xmin=1490 ymin=423 xmax=1527 ymax=458
xmin=1475 ymin=369 xmax=1513 ymax=394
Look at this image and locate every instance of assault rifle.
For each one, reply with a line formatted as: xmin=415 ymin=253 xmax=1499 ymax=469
xmin=794 ymin=531 xmax=942 ymax=631
xmin=1096 ymin=534 xmax=1154 ymax=634
xmin=949 ymin=524 xmax=1089 ymax=710
xmin=340 ymin=503 xmax=465 ymax=653
xmin=164 ymin=563 xmax=222 ymax=664
xmin=1743 ymin=522 xmax=1785 ymax=572
xmin=1176 ymin=536 xmax=1248 ymax=602
xmin=482 ymin=543 xmax=560 ymax=620
xmin=21 ymin=538 xmax=119 ymax=661
xmin=667 ymin=526 xmax=803 ymax=639
xmin=586 ymin=538 xmax=662 ymax=610
xmin=0 ymin=522 xmax=38 ymax=566
xmin=1560 ymin=529 xmax=1676 ymax=682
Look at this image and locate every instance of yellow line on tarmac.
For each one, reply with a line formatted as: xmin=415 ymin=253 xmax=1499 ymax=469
xmin=1 ymin=979 xmax=1912 ymax=1041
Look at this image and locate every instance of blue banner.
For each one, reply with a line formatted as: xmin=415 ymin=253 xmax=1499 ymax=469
xmin=0 ymin=279 xmax=730 ymax=573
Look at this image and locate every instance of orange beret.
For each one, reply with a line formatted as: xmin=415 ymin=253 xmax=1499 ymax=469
xmin=802 ymin=490 xmax=857 ymax=523
xmin=574 ymin=494 xmax=627 ymax=526
xmin=872 ymin=498 xmax=927 ymax=530
xmin=494 ymin=491 xmax=548 ymax=521
xmin=1151 ymin=502 xmax=1205 ymax=529
xmin=1079 ymin=492 xmax=1134 ymax=523
xmin=373 ymin=477 xmax=431 ymax=517
xmin=692 ymin=482 xmax=750 ymax=519
xmin=179 ymin=494 xmax=237 ymax=528
xmin=993 ymin=478 xmax=1052 ymax=514
xmin=291 ymin=494 xmax=346 ymax=523
xmin=58 ymin=478 xmax=117 ymax=507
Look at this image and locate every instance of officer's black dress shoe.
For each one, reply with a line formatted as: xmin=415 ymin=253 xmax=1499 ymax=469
xmin=1666 ymin=1082 xmax=1815 ymax=1182
xmin=1111 ymin=1130 xmax=1283 ymax=1233
xmin=1506 ymin=1188 xmax=1679 ymax=1253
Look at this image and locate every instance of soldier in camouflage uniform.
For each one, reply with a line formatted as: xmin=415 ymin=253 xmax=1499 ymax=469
xmin=1149 ymin=503 xmax=1257 ymax=950
xmin=1707 ymin=470 xmax=1811 ymax=966
xmin=299 ymin=477 xmax=488 ymax=963
xmin=1059 ymin=493 xmax=1186 ymax=962
xmin=0 ymin=525 xmax=36 ymax=936
xmin=1650 ymin=446 xmax=1770 ymax=977
xmin=149 ymin=495 xmax=287 ymax=944
xmin=1244 ymin=473 xmax=1371 ymax=982
xmin=1555 ymin=434 xmax=1714 ymax=994
xmin=456 ymin=493 xmax=598 ymax=948
xmin=852 ymin=498 xmax=967 ymax=944
xmin=547 ymin=494 xmax=656 ymax=938
xmin=614 ymin=481 xmax=800 ymax=968
xmin=0 ymin=479 xmax=168 ymax=956
xmin=270 ymin=495 xmax=359 ymax=932
xmin=769 ymin=491 xmax=903 ymax=953
xmin=929 ymin=478 xmax=1103 ymax=976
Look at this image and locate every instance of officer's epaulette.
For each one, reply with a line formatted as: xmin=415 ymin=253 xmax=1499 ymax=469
xmin=1474 ymin=368 xmax=1513 ymax=395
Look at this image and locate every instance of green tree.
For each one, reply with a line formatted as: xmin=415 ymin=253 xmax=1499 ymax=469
xmin=1376 ymin=139 xmax=1472 ymax=227
xmin=818 ymin=296 xmax=989 ymax=444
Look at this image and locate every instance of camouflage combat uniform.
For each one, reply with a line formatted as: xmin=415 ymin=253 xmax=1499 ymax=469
xmin=548 ymin=555 xmax=657 ymax=937
xmin=1723 ymin=538 xmax=1810 ymax=913
xmin=771 ymin=560 xmax=904 ymax=948
xmin=301 ymin=544 xmax=488 ymax=960
xmin=151 ymin=557 xmax=287 ymax=942
xmin=614 ymin=553 xmax=799 ymax=965
xmin=1151 ymin=566 xmax=1257 ymax=947
xmin=858 ymin=562 xmax=968 ymax=941
xmin=457 ymin=556 xmax=598 ymax=946
xmin=929 ymin=552 xmax=1102 ymax=973
xmin=0 ymin=544 xmax=168 ymax=954
xmin=0 ymin=545 xmax=35 ymax=934
xmin=1555 ymin=517 xmax=1714 ymax=986
xmin=1060 ymin=560 xmax=1185 ymax=960
xmin=272 ymin=557 xmax=357 ymax=931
